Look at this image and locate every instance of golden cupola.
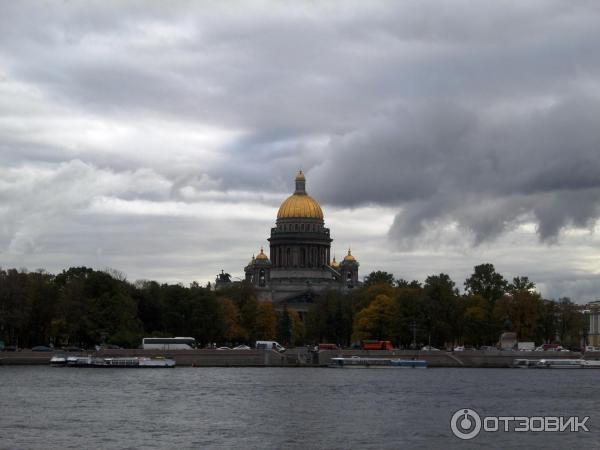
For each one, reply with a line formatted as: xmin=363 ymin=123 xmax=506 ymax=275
xmin=331 ymin=256 xmax=339 ymax=269
xmin=256 ymin=247 xmax=269 ymax=261
xmin=343 ymin=248 xmax=356 ymax=262
xmin=277 ymin=170 xmax=324 ymax=220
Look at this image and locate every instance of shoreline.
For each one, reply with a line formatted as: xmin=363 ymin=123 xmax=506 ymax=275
xmin=2 ymin=348 xmax=598 ymax=368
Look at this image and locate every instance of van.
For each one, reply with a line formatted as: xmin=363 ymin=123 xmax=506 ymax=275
xmin=255 ymin=341 xmax=286 ymax=352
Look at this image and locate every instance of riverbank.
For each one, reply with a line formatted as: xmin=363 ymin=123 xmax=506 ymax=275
xmin=3 ymin=348 xmax=599 ymax=367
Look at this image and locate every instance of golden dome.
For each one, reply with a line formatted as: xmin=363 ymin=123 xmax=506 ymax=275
xmin=277 ymin=171 xmax=324 ymax=219
xmin=256 ymin=247 xmax=269 ymax=260
xmin=343 ymin=248 xmax=356 ymax=262
xmin=277 ymin=194 xmax=323 ymax=219
xmin=331 ymin=256 xmax=339 ymax=269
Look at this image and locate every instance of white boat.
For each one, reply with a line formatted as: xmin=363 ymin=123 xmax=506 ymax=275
xmin=532 ymin=359 xmax=599 ymax=369
xmin=329 ymin=356 xmax=427 ymax=368
xmin=390 ymin=359 xmax=427 ymax=368
xmin=512 ymin=358 xmax=537 ymax=368
xmin=62 ymin=356 xmax=175 ymax=368
xmin=50 ymin=354 xmax=67 ymax=366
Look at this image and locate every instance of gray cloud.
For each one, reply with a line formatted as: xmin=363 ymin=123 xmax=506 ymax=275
xmin=1 ymin=1 xmax=600 ymax=300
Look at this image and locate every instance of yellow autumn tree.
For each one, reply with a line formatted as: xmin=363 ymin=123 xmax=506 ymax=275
xmin=289 ymin=309 xmax=305 ymax=346
xmin=352 ymin=294 xmax=397 ymax=342
xmin=222 ymin=298 xmax=247 ymax=342
xmin=255 ymin=302 xmax=277 ymax=340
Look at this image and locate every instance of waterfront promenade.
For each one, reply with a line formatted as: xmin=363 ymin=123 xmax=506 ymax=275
xmin=2 ymin=348 xmax=598 ymax=368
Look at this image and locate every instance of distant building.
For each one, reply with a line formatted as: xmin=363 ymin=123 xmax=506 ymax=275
xmin=239 ymin=170 xmax=360 ymax=312
xmin=584 ymin=300 xmax=600 ymax=347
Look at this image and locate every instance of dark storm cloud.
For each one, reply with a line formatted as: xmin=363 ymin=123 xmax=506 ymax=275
xmin=312 ymin=95 xmax=600 ymax=244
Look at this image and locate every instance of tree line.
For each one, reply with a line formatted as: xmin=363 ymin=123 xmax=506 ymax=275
xmin=0 ymin=264 xmax=587 ymax=350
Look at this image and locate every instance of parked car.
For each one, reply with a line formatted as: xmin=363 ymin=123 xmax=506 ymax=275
xmin=62 ymin=346 xmax=84 ymax=352
xmin=318 ymin=343 xmax=339 ymax=350
xmin=453 ymin=346 xmax=465 ymax=352
xmin=233 ymin=345 xmax=251 ymax=350
xmin=216 ymin=346 xmax=232 ymax=350
xmin=31 ymin=346 xmax=53 ymax=352
xmin=2 ymin=345 xmax=19 ymax=352
xmin=421 ymin=346 xmax=440 ymax=351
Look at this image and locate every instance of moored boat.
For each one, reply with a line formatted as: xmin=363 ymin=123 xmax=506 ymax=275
xmin=390 ymin=359 xmax=427 ymax=368
xmin=50 ymin=354 xmax=67 ymax=366
xmin=58 ymin=355 xmax=175 ymax=368
xmin=512 ymin=358 xmax=537 ymax=368
xmin=329 ymin=356 xmax=427 ymax=368
xmin=521 ymin=358 xmax=600 ymax=369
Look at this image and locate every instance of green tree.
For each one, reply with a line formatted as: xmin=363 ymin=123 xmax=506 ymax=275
xmin=396 ymin=279 xmax=422 ymax=289
xmin=508 ymin=276 xmax=536 ymax=295
xmin=363 ymin=271 xmax=395 ymax=287
xmin=493 ymin=291 xmax=543 ymax=342
xmin=277 ymin=304 xmax=292 ymax=345
xmin=536 ymin=300 xmax=557 ymax=344
xmin=464 ymin=263 xmax=507 ymax=305
xmin=556 ymin=298 xmax=585 ymax=349
xmin=456 ymin=294 xmax=488 ymax=347
xmin=392 ymin=284 xmax=426 ymax=348
xmin=306 ymin=290 xmax=353 ymax=345
xmin=423 ymin=274 xmax=459 ymax=347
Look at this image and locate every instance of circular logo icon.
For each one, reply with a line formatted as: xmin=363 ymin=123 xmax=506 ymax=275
xmin=451 ymin=408 xmax=482 ymax=440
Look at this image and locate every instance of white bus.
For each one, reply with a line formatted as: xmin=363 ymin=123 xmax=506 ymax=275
xmin=142 ymin=337 xmax=196 ymax=350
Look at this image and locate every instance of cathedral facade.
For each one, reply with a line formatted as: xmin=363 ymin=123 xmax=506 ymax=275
xmin=243 ymin=171 xmax=359 ymax=311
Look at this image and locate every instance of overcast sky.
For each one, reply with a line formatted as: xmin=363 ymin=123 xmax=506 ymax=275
xmin=1 ymin=1 xmax=600 ymax=301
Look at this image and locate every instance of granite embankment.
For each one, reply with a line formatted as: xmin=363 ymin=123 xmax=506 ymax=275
xmin=2 ymin=348 xmax=599 ymax=367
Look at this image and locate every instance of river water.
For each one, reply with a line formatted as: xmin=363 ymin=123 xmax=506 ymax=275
xmin=1 ymin=366 xmax=599 ymax=449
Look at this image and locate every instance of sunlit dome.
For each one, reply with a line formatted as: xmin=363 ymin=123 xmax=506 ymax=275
xmin=277 ymin=171 xmax=324 ymax=220
xmin=343 ymin=249 xmax=356 ymax=262
xmin=256 ymin=247 xmax=269 ymax=260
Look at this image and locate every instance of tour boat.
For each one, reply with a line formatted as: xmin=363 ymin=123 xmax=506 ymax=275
xmin=329 ymin=356 xmax=427 ymax=368
xmin=389 ymin=359 xmax=428 ymax=368
xmin=60 ymin=355 xmax=175 ymax=368
xmin=512 ymin=359 xmax=537 ymax=368
xmin=514 ymin=358 xmax=600 ymax=369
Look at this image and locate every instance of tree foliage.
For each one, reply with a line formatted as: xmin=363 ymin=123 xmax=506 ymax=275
xmin=363 ymin=271 xmax=395 ymax=287
xmin=0 ymin=264 xmax=587 ymax=351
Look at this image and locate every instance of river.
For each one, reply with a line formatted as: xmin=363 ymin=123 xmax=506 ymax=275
xmin=1 ymin=366 xmax=598 ymax=449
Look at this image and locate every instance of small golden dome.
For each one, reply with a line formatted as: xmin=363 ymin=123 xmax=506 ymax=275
xmin=277 ymin=194 xmax=323 ymax=219
xmin=295 ymin=170 xmax=306 ymax=181
xmin=343 ymin=248 xmax=356 ymax=262
xmin=331 ymin=256 xmax=339 ymax=269
xmin=256 ymin=247 xmax=269 ymax=260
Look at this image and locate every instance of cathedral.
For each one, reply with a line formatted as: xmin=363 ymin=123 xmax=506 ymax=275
xmin=241 ymin=171 xmax=359 ymax=312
